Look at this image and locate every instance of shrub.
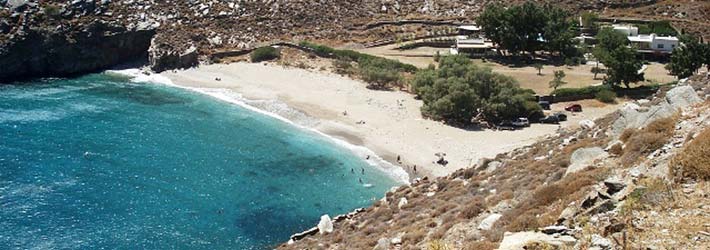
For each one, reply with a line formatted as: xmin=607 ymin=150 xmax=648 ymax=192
xmin=619 ymin=178 xmax=673 ymax=215
xmin=360 ymin=61 xmax=402 ymax=89
xmin=43 ymin=5 xmax=62 ymax=18
xmin=621 ymin=116 xmax=677 ymax=166
xmin=595 ymin=89 xmax=617 ymax=103
xmin=671 ymin=127 xmax=710 ymax=181
xmin=463 ymin=241 xmax=498 ymax=250
xmin=250 ymin=47 xmax=280 ymax=62
xmin=299 ymin=41 xmax=335 ymax=57
xmin=332 ymin=58 xmax=355 ymax=75
xmin=458 ymin=196 xmax=486 ymax=219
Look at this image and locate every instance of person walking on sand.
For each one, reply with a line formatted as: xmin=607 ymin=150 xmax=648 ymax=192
xmin=413 ymin=165 xmax=417 ymax=173
xmin=397 ymin=155 xmax=401 ymax=163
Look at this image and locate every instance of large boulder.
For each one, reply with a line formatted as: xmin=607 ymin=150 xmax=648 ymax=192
xmin=478 ymin=213 xmax=502 ymax=230
xmin=498 ymin=231 xmax=576 ymax=250
xmin=665 ymin=85 xmax=702 ymax=109
xmin=317 ymin=214 xmax=333 ymax=234
xmin=566 ymin=147 xmax=608 ymax=176
xmin=148 ymin=39 xmax=199 ymax=72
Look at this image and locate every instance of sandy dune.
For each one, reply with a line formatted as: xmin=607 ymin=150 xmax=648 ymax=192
xmin=163 ymin=63 xmax=620 ymax=179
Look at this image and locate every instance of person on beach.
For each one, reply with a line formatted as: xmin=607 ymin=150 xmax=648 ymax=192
xmin=366 ymin=155 xmax=370 ymax=160
xmin=397 ymin=155 xmax=401 ymax=163
xmin=413 ymin=165 xmax=417 ymax=173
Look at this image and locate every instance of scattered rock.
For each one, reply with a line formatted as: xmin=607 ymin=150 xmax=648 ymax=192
xmin=566 ymin=147 xmax=608 ymax=176
xmin=498 ymin=231 xmax=576 ymax=250
xmin=478 ymin=213 xmax=503 ymax=230
xmin=317 ymin=215 xmax=333 ymax=234
xmin=591 ymin=234 xmax=613 ymax=249
xmin=579 ymin=120 xmax=596 ymax=129
xmin=397 ymin=197 xmax=408 ymax=209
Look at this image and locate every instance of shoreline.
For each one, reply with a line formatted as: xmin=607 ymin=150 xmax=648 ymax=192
xmin=107 ymin=68 xmax=411 ymax=184
xmin=155 ymin=62 xmax=621 ymax=179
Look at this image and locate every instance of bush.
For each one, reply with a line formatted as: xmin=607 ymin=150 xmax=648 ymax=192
xmin=250 ymin=47 xmax=280 ymax=62
xmin=637 ymin=21 xmax=677 ymax=36
xmin=299 ymin=41 xmax=335 ymax=57
xmin=458 ymin=196 xmax=486 ymax=219
xmin=595 ymin=89 xmax=617 ymax=103
xmin=360 ymin=65 xmax=401 ymax=89
xmin=44 ymin=5 xmax=62 ymax=18
xmin=671 ymin=127 xmax=710 ymax=181
xmin=621 ymin=116 xmax=677 ymax=166
xmin=332 ymin=59 xmax=354 ymax=75
xmin=413 ymin=55 xmax=542 ymax=124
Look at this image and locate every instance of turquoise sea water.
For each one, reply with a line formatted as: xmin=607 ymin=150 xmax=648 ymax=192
xmin=0 ymin=74 xmax=399 ymax=249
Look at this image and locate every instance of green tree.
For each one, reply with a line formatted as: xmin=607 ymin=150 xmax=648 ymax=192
xmin=534 ymin=63 xmax=543 ymax=75
xmin=604 ymin=46 xmax=644 ymax=88
xmin=549 ymin=70 xmax=567 ymax=90
xmin=593 ymin=27 xmax=629 ymax=63
xmin=412 ymin=55 xmax=543 ymax=124
xmin=666 ymin=35 xmax=705 ymax=78
xmin=476 ymin=4 xmax=508 ymax=55
xmin=542 ymin=5 xmax=576 ymax=56
xmin=581 ymin=12 xmax=600 ymax=34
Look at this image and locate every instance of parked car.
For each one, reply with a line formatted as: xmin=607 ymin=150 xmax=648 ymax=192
xmin=540 ymin=115 xmax=560 ymax=124
xmin=511 ymin=117 xmax=530 ymax=127
xmin=553 ymin=112 xmax=568 ymax=122
xmin=538 ymin=101 xmax=551 ymax=110
xmin=497 ymin=121 xmax=517 ymax=131
xmin=565 ymin=104 xmax=582 ymax=112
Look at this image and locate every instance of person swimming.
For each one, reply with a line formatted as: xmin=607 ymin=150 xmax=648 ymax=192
xmin=361 ymin=167 xmax=365 ymax=174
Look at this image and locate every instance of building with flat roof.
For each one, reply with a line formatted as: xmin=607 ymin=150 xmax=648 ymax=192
xmin=628 ymin=34 xmax=679 ymax=54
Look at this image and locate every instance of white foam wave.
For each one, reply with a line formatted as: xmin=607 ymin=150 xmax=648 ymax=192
xmin=110 ymin=69 xmax=410 ymax=184
xmin=0 ymin=109 xmax=66 ymax=123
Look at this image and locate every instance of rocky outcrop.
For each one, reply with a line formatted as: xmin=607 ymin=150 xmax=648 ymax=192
xmin=148 ymin=37 xmax=199 ymax=72
xmin=566 ymin=147 xmax=608 ymax=176
xmin=498 ymin=231 xmax=577 ymax=250
xmin=0 ymin=20 xmax=156 ymax=82
xmin=610 ymin=84 xmax=702 ymax=137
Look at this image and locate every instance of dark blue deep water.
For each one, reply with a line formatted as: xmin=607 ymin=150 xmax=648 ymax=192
xmin=0 ymin=74 xmax=398 ymax=249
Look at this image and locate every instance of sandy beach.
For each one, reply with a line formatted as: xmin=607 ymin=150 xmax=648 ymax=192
xmin=163 ymin=62 xmax=620 ymax=179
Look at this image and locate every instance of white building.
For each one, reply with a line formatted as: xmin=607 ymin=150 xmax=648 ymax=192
xmin=452 ymin=25 xmax=493 ymax=55
xmin=612 ymin=24 xmax=639 ymax=36
xmin=628 ymin=34 xmax=679 ymax=53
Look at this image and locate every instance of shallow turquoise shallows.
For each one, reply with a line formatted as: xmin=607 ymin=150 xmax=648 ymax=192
xmin=0 ymin=74 xmax=398 ymax=249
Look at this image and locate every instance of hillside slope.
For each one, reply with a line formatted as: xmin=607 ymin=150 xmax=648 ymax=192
xmin=279 ymin=74 xmax=710 ymax=250
xmin=1 ymin=0 xmax=709 ymax=80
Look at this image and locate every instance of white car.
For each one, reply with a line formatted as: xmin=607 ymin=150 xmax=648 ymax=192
xmin=512 ymin=118 xmax=530 ymax=127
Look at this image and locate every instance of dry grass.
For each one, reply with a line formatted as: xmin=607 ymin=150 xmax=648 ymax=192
xmin=671 ymin=127 xmax=710 ymax=181
xmin=494 ymin=167 xmax=609 ymax=237
xmin=463 ymin=241 xmax=498 ymax=250
xmin=620 ymin=116 xmax=677 ymax=167
xmin=620 ymin=178 xmax=675 ymax=216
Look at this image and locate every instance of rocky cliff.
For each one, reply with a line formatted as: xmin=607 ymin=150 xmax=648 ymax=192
xmin=1 ymin=0 xmax=709 ymax=81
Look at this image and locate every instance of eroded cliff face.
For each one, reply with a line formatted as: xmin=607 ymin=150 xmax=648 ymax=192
xmin=0 ymin=21 xmax=155 ymax=81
